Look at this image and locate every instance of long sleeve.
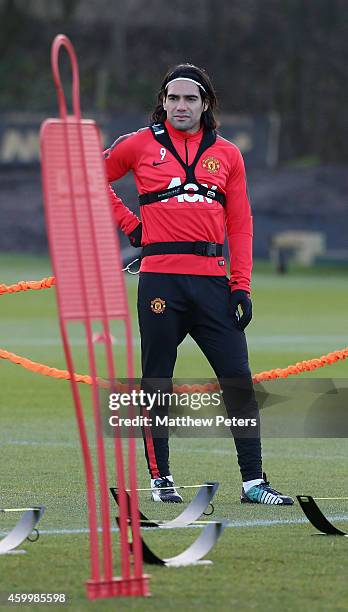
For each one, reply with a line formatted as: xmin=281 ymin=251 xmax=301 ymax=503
xmin=224 ymin=149 xmax=253 ymax=294
xmin=104 ymin=133 xmax=141 ymax=235
xmin=107 ymin=186 xmax=140 ymax=235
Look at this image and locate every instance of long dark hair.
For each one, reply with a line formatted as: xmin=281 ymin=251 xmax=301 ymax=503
xmin=151 ymin=63 xmax=219 ymax=130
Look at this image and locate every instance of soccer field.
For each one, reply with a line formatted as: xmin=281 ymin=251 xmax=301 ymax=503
xmin=1 ymin=253 xmax=348 ymax=611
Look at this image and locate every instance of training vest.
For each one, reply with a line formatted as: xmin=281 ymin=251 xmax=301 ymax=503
xmin=104 ymin=120 xmax=253 ymax=292
xmin=138 ymin=123 xmax=226 ymax=207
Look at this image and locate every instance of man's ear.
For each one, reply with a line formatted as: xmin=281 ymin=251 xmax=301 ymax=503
xmin=203 ymin=101 xmax=208 ymax=112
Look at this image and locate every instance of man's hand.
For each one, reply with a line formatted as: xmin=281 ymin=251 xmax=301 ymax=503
xmin=230 ymin=290 xmax=252 ymax=330
xmin=128 ymin=222 xmax=142 ymax=247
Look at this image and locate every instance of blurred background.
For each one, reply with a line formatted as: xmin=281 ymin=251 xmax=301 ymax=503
xmin=0 ymin=0 xmax=347 ymax=269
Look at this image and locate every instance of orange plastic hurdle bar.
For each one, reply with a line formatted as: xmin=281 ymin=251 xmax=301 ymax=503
xmin=40 ymin=34 xmax=148 ymax=599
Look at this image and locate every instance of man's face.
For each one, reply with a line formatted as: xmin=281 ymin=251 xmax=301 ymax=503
xmin=163 ymin=80 xmax=208 ymax=133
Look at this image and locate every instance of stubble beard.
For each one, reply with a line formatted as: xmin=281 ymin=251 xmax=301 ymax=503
xmin=169 ymin=115 xmax=201 ymax=133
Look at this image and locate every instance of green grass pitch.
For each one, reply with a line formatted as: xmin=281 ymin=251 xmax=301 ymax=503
xmin=1 ymin=253 xmax=348 ymax=611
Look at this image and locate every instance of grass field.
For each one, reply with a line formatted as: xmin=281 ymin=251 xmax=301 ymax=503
xmin=1 ymin=253 xmax=348 ymax=612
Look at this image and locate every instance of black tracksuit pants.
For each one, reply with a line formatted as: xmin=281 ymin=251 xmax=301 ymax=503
xmin=137 ymin=272 xmax=262 ymax=482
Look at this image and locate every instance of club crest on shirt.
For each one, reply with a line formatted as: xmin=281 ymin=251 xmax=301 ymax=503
xmin=150 ymin=298 xmax=166 ymax=314
xmin=202 ymin=156 xmax=220 ymax=174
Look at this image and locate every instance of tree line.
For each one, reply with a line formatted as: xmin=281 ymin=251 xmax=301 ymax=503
xmin=0 ymin=0 xmax=347 ymax=162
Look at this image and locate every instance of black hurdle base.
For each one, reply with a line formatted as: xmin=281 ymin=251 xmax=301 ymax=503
xmin=139 ymin=520 xmax=227 ymax=566
xmin=297 ymin=496 xmax=348 ymax=536
xmin=110 ymin=482 xmax=219 ymax=528
xmin=111 ymin=483 xmax=227 ymax=567
xmin=115 ymin=514 xmax=228 ymax=566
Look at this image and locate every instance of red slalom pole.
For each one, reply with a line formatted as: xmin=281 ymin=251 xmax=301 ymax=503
xmin=40 ymin=34 xmax=149 ymax=600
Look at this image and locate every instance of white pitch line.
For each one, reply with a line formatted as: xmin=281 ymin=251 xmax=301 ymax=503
xmin=0 ymin=334 xmax=345 ymax=347
xmin=0 ymin=440 xmax=79 ymax=447
xmin=175 ymin=448 xmax=348 ymax=460
xmin=1 ymin=515 xmax=348 ymax=537
xmin=0 ymin=440 xmax=144 ymax=449
xmin=2 ymin=442 xmax=348 ymax=463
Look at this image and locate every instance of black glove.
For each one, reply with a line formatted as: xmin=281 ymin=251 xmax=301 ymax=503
xmin=230 ymin=290 xmax=252 ymax=330
xmin=128 ymin=222 xmax=142 ymax=247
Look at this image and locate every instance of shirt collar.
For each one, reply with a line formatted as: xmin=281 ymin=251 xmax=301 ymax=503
xmin=165 ymin=119 xmax=204 ymax=142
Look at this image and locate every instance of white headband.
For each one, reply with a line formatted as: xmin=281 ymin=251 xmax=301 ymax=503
xmin=165 ymin=77 xmax=206 ymax=93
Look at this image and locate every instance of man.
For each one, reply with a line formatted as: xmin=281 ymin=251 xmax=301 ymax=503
xmin=104 ymin=63 xmax=293 ymax=505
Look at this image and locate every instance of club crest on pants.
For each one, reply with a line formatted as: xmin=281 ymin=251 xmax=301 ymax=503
xmin=150 ymin=297 xmax=166 ymax=314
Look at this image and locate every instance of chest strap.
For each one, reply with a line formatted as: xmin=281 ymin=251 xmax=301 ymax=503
xmin=142 ymin=241 xmax=223 ymax=258
xmin=139 ymin=123 xmax=226 ymax=207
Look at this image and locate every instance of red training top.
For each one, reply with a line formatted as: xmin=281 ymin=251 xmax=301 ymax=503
xmin=104 ymin=119 xmax=253 ymax=293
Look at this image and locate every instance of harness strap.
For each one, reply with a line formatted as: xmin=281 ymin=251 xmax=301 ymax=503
xmin=151 ymin=123 xmax=217 ymax=177
xmin=151 ymin=123 xmax=188 ymax=172
xmin=142 ymin=241 xmax=223 ymax=258
xmin=139 ymin=184 xmax=225 ymax=206
xmin=138 ymin=123 xmax=226 ymax=207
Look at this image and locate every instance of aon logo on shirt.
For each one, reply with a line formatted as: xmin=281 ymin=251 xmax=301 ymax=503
xmin=161 ymin=177 xmax=217 ymax=203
